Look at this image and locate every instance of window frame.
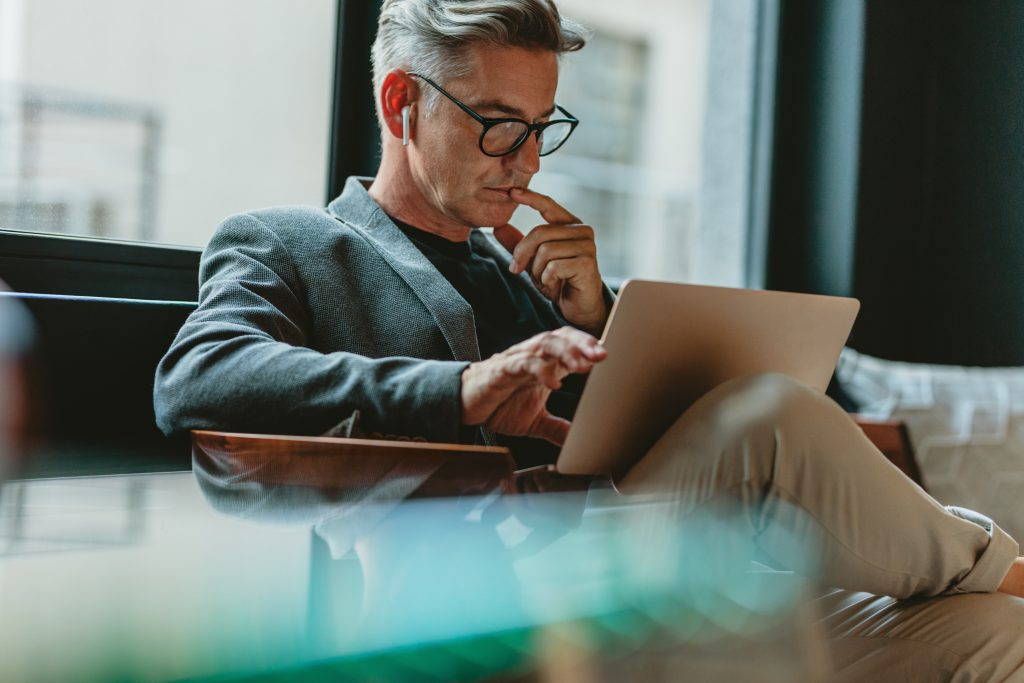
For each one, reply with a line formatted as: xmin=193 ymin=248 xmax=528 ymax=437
xmin=0 ymin=0 xmax=378 ymax=301
xmin=0 ymin=0 xmax=782 ymax=300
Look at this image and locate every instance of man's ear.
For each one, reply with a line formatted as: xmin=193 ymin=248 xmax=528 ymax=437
xmin=380 ymin=71 xmax=417 ymax=144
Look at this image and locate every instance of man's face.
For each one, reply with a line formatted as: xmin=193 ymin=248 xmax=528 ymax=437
xmin=409 ymin=45 xmax=559 ymax=229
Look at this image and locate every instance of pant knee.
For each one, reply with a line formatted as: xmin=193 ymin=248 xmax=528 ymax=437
xmin=688 ymin=372 xmax=866 ymax=482
xmin=624 ymin=373 xmax=849 ymax=494
xmin=637 ymin=374 xmax=821 ymax=475
xmin=703 ymin=373 xmax=825 ymax=442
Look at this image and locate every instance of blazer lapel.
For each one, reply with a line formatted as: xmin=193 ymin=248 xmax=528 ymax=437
xmin=471 ymin=230 xmax=567 ymax=329
xmin=327 ymin=177 xmax=482 ymax=364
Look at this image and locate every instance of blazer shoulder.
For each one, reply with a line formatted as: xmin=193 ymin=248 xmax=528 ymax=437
xmin=210 ymin=204 xmax=366 ymax=250
xmin=239 ymin=204 xmax=340 ymax=235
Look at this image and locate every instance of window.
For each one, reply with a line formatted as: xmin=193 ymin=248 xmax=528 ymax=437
xmin=1 ymin=0 xmax=772 ymax=291
xmin=0 ymin=0 xmax=336 ymax=246
xmin=512 ymin=0 xmax=768 ymax=287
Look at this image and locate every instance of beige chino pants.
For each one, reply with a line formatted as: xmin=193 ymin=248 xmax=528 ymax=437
xmin=620 ymin=373 xmax=1024 ymax=681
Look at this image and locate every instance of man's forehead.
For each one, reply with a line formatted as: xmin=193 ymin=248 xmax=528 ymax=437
xmin=451 ymin=45 xmax=560 ymax=120
xmin=468 ymin=97 xmax=557 ymax=120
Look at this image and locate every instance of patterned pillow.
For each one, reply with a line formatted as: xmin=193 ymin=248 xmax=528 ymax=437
xmin=837 ymin=348 xmax=1024 ymax=540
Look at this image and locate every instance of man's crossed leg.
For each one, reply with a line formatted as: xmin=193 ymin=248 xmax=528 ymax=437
xmin=619 ymin=373 xmax=1024 ymax=680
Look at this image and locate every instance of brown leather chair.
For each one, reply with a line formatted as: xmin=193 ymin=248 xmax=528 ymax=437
xmin=192 ymin=413 xmax=925 ymax=500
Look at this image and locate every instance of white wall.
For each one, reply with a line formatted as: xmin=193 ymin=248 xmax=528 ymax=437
xmin=12 ymin=0 xmax=335 ymax=245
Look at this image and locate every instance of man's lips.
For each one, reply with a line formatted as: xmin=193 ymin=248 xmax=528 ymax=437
xmin=484 ymin=186 xmax=517 ymax=199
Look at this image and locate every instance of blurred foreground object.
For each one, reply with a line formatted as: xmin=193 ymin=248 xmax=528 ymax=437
xmin=0 ymin=285 xmax=33 ymax=482
xmin=0 ymin=455 xmax=827 ymax=682
xmin=193 ymin=433 xmax=828 ymax=682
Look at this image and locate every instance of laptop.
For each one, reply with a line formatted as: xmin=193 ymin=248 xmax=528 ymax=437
xmin=555 ymin=280 xmax=860 ymax=478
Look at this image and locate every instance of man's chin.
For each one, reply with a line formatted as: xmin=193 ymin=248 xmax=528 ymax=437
xmin=465 ymin=203 xmax=517 ymax=229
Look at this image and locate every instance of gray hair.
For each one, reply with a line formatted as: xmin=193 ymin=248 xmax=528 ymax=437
xmin=372 ymin=0 xmax=587 ymax=115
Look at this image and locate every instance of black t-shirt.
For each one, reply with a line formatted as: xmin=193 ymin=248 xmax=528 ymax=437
xmin=392 ymin=217 xmax=585 ymax=468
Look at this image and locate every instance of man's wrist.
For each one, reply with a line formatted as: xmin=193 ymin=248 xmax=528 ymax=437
xmin=459 ymin=360 xmax=487 ymax=426
xmin=582 ymin=320 xmax=606 ymax=337
xmin=563 ymin=302 xmax=608 ymax=338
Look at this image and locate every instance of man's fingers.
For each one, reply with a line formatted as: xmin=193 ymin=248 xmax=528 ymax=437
xmin=498 ymin=329 xmax=604 ymax=383
xmin=535 ymin=327 xmax=606 ymax=371
xmin=548 ymin=326 xmax=607 ymax=360
xmin=529 ymin=241 xmax=596 ymax=284
xmin=539 ymin=257 xmax=582 ymax=294
xmin=497 ymin=348 xmax=569 ymax=389
xmin=510 ymin=187 xmax=579 ymax=224
xmin=525 ymin=354 xmax=565 ymax=390
xmin=514 ymin=352 xmax=578 ymax=388
xmin=509 ymin=224 xmax=595 ymax=275
xmin=531 ymin=412 xmax=572 ymax=447
xmin=533 ymin=328 xmax=606 ymax=374
xmin=464 ymin=329 xmax=606 ymax=430
xmin=492 ymin=358 xmax=555 ymax=391
xmin=493 ymin=223 xmax=524 ymax=254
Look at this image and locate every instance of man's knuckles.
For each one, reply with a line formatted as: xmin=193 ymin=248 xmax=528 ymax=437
xmin=569 ymin=223 xmax=595 ymax=240
xmin=514 ymin=223 xmax=594 ymax=250
xmin=533 ymin=241 xmax=575 ymax=266
xmin=540 ymin=266 xmax=561 ymax=291
xmin=524 ymin=224 xmax=595 ymax=245
xmin=498 ymin=348 xmax=561 ymax=382
xmin=522 ymin=240 xmax=597 ymax=280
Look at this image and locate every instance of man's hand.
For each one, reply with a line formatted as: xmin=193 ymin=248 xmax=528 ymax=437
xmin=493 ymin=188 xmax=608 ymax=337
xmin=461 ymin=327 xmax=606 ymax=446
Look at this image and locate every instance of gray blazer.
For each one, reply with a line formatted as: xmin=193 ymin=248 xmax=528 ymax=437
xmin=154 ymin=176 xmax=575 ymax=446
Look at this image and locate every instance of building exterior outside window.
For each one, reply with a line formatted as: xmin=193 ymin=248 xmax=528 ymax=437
xmin=0 ymin=0 xmax=762 ymax=287
xmin=0 ymin=0 xmax=336 ymax=246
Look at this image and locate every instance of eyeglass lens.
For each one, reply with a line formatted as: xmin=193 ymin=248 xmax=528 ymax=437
xmin=482 ymin=120 xmax=574 ymax=156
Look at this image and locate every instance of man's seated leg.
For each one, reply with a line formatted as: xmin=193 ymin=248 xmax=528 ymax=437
xmin=817 ymin=588 xmax=1024 ymax=681
xmin=618 ymin=373 xmax=1018 ymax=599
xmin=618 ymin=373 xmax=1024 ymax=678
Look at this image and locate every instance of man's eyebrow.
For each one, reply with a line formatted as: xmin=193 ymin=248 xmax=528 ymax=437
xmin=472 ymin=99 xmax=557 ymax=120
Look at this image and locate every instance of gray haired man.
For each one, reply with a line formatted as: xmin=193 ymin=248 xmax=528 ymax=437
xmin=155 ymin=1 xmax=1024 ymax=678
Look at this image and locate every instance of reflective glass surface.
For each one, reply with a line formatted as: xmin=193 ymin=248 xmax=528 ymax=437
xmin=0 ymin=438 xmax=822 ymax=682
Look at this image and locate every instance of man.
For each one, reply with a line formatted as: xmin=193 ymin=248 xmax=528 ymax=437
xmin=155 ymin=0 xmax=1024 ymax=678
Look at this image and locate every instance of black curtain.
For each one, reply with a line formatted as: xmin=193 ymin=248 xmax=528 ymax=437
xmin=766 ymin=0 xmax=1024 ymax=366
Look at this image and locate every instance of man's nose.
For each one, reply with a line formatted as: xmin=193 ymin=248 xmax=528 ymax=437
xmin=504 ymin=133 xmax=541 ymax=175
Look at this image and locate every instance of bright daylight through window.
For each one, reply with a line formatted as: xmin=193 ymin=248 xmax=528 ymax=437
xmin=0 ymin=0 xmax=762 ymax=287
xmin=0 ymin=0 xmax=336 ymax=247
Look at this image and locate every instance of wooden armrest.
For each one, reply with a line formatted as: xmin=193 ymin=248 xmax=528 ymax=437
xmin=850 ymin=416 xmax=925 ymax=489
xmin=191 ymin=430 xmax=516 ymax=498
xmin=193 ymin=417 xmax=928 ymax=499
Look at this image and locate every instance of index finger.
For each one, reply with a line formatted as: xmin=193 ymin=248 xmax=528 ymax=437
xmin=548 ymin=326 xmax=607 ymax=362
xmin=510 ymin=327 xmax=606 ymax=371
xmin=510 ymin=187 xmax=580 ymax=224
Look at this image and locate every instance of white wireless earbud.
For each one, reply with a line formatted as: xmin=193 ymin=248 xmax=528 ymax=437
xmin=401 ymin=105 xmax=411 ymax=146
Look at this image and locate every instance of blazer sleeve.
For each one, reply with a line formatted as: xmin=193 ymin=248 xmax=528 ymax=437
xmin=153 ymin=212 xmax=468 ymax=441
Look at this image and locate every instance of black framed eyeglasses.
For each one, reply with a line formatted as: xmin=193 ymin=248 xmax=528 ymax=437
xmin=408 ymin=73 xmax=579 ymax=157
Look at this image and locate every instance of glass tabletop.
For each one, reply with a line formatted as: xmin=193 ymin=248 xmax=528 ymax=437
xmin=0 ymin=448 xmax=822 ymax=682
